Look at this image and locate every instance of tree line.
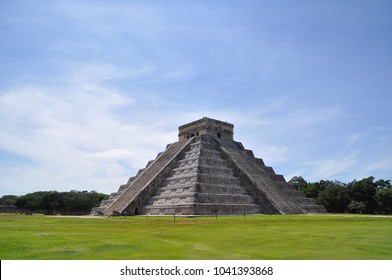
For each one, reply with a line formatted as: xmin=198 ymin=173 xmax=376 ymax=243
xmin=1 ymin=176 xmax=391 ymax=215
xmin=289 ymin=176 xmax=392 ymax=214
xmin=0 ymin=190 xmax=108 ymax=215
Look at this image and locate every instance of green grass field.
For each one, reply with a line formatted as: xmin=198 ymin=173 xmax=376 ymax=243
xmin=0 ymin=214 xmax=391 ymax=260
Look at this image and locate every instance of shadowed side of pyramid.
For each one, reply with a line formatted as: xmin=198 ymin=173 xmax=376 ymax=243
xmin=91 ymin=117 xmax=326 ymax=216
xmin=214 ymin=137 xmax=326 ymax=214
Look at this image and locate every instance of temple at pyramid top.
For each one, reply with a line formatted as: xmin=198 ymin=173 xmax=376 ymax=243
xmin=91 ymin=117 xmax=326 ymax=216
xmin=178 ymin=117 xmax=234 ymax=140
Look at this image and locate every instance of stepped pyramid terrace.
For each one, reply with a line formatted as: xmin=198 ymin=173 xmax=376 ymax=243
xmin=91 ymin=117 xmax=326 ymax=216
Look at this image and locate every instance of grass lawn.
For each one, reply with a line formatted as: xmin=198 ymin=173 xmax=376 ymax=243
xmin=0 ymin=214 xmax=391 ymax=260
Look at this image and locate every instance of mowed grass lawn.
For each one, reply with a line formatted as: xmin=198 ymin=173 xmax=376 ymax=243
xmin=0 ymin=214 xmax=391 ymax=260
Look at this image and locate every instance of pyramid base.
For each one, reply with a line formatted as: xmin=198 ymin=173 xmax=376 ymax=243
xmin=143 ymin=203 xmax=268 ymax=216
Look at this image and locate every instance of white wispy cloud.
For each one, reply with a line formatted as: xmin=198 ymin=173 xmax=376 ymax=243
xmin=307 ymin=152 xmax=359 ymax=180
xmin=0 ymin=63 xmax=178 ymax=195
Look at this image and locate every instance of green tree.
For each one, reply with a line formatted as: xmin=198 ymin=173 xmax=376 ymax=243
xmin=376 ymin=187 xmax=392 ymax=214
xmin=0 ymin=195 xmax=19 ymax=206
xmin=317 ymin=186 xmax=351 ymax=213
xmin=374 ymin=179 xmax=391 ymax=190
xmin=40 ymin=191 xmax=64 ymax=214
xmin=15 ymin=192 xmax=46 ymax=212
xmin=288 ymin=176 xmax=307 ymax=190
xmin=347 ymin=201 xmax=366 ymax=214
xmin=302 ymin=180 xmax=345 ymax=199
xmin=14 ymin=190 xmax=108 ymax=215
xmin=347 ymin=177 xmax=378 ymax=213
xmin=301 ymin=182 xmax=323 ymax=198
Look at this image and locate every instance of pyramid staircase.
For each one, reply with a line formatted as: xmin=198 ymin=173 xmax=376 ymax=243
xmin=143 ymin=135 xmax=262 ymax=215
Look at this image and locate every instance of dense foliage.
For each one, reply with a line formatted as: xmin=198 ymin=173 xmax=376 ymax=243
xmin=289 ymin=176 xmax=392 ymax=214
xmin=2 ymin=176 xmax=391 ymax=215
xmin=0 ymin=190 xmax=108 ymax=215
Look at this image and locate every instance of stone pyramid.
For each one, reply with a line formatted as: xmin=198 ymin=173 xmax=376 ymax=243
xmin=91 ymin=117 xmax=326 ymax=216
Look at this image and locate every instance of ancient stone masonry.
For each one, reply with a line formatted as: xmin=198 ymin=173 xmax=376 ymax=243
xmin=91 ymin=117 xmax=326 ymax=216
xmin=178 ymin=118 xmax=234 ymax=141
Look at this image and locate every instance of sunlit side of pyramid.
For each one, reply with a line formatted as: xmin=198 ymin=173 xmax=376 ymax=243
xmin=91 ymin=117 xmax=326 ymax=216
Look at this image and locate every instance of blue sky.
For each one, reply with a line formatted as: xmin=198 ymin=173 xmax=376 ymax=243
xmin=1 ymin=0 xmax=391 ymax=196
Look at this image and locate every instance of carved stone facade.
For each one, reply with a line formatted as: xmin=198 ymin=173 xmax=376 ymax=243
xmin=178 ymin=117 xmax=234 ymax=141
xmin=91 ymin=117 xmax=326 ymax=216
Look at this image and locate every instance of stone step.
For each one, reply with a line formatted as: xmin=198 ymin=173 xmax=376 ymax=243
xmin=195 ymin=193 xmax=256 ymax=204
xmin=261 ymin=166 xmax=274 ymax=174
xmin=144 ymin=203 xmax=262 ymax=215
xmin=90 ymin=207 xmax=106 ymax=215
xmin=290 ymin=197 xmax=319 ymax=205
xmin=101 ymin=197 xmax=118 ymax=204
xmin=177 ymin=158 xmax=199 ymax=167
xmin=268 ymin=174 xmax=286 ymax=182
xmin=158 ymin=183 xmax=197 ymax=191
xmin=155 ymin=186 xmax=197 ymax=196
xmin=184 ymin=151 xmax=200 ymax=159
xmin=171 ymin=166 xmax=198 ymax=176
xmin=198 ymin=165 xmax=233 ymax=175
xmin=146 ymin=160 xmax=155 ymax=168
xmin=157 ymin=183 xmax=247 ymax=195
xmin=149 ymin=196 xmax=197 ymax=206
xmin=199 ymin=149 xmax=222 ymax=159
xmin=149 ymin=192 xmax=254 ymax=202
xmin=198 ymin=174 xmax=240 ymax=185
xmin=191 ymin=140 xmax=214 ymax=148
xmin=171 ymin=165 xmax=198 ymax=172
xmin=118 ymin=184 xmax=129 ymax=193
xmin=127 ymin=176 xmax=136 ymax=184
xmin=197 ymin=183 xmax=248 ymax=194
xmin=136 ymin=168 xmax=145 ymax=176
xmin=145 ymin=203 xmax=263 ymax=209
xmin=198 ymin=157 xmax=227 ymax=167
xmin=254 ymin=158 xmax=265 ymax=167
xmin=163 ymin=174 xmax=198 ymax=187
xmin=189 ymin=141 xmax=202 ymax=148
